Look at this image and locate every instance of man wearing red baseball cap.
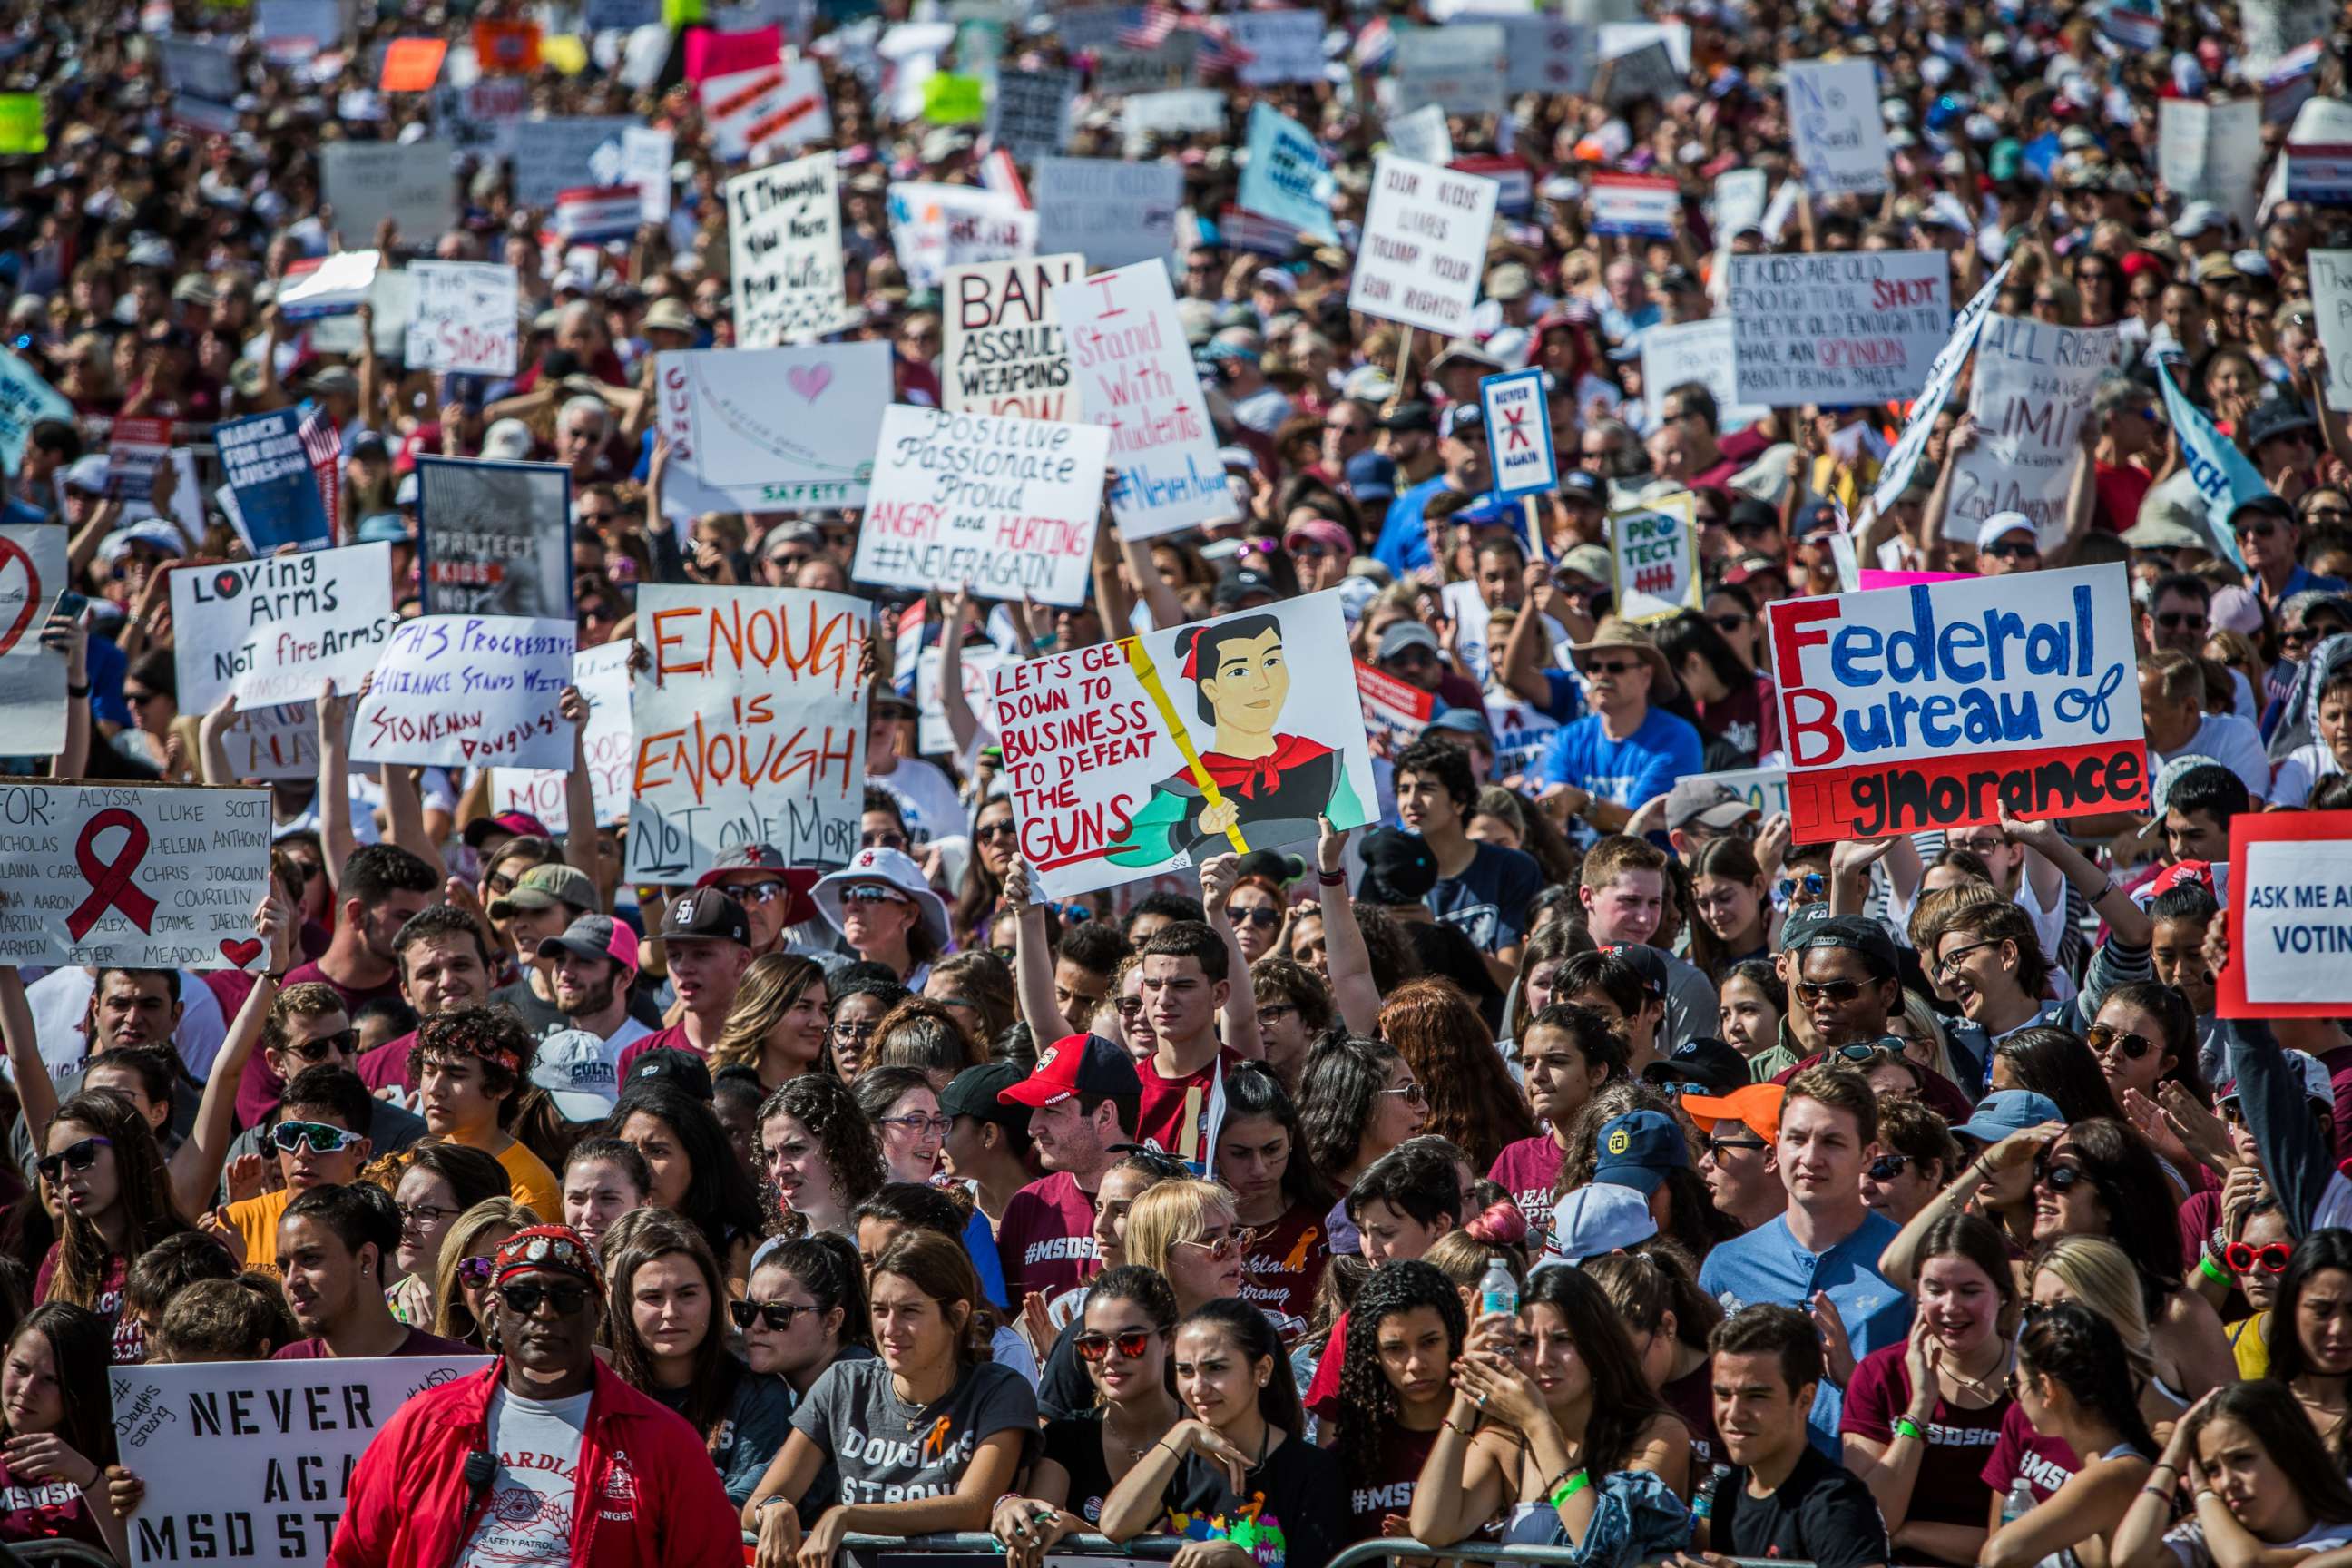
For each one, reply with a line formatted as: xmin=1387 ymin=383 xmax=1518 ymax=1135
xmin=995 ymin=1034 xmax=1142 ymax=1308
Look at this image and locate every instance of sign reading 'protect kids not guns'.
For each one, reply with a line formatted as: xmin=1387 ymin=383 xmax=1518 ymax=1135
xmin=1765 ymin=564 xmax=2147 ymax=844
xmin=987 ymin=591 xmax=1377 ymax=900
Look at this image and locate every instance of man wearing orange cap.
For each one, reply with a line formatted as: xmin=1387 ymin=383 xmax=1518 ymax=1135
xmin=1682 ymin=1083 xmax=1788 ymax=1234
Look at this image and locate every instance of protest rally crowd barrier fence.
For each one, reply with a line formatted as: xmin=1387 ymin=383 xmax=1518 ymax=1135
xmin=807 ymin=1531 xmax=1800 ymax=1568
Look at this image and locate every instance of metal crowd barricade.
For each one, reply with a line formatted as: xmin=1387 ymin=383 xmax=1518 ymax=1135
xmin=826 ymin=1533 xmax=1798 ymax=1568
xmin=5 ymin=1544 xmax=118 ymax=1568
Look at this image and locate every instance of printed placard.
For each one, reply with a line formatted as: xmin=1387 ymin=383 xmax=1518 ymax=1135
xmin=1230 ymin=9 xmax=1324 ymax=85
xmin=988 ymin=590 xmax=1377 ymax=898
xmin=1033 ymin=157 xmax=1181 ymax=273
xmin=1611 ymin=495 xmax=1699 ymax=623
xmin=487 ymin=640 xmax=633 ymax=831
xmin=1053 ymin=260 xmax=1235 ymax=541
xmin=1690 ymin=764 xmax=1790 ymax=821
xmin=415 ymin=456 xmax=573 ymax=621
xmin=113 ymin=1355 xmax=490 ymax=1568
xmin=886 ymin=181 xmax=1038 ymax=292
xmin=1642 ymin=318 xmax=1769 ymax=431
xmin=1348 ymin=152 xmax=1499 ymax=337
xmin=0 ymin=781 xmax=271 ymax=968
xmin=319 ymin=140 xmax=456 ymax=244
xmin=1480 ymin=368 xmax=1557 ymax=502
xmin=627 ymin=584 xmax=868 ymax=879
xmin=1357 ymin=657 xmax=1436 ymax=746
xmin=988 ymin=67 xmax=1076 ymax=162
xmin=1237 ymin=104 xmax=1338 ymax=244
xmin=213 ymin=408 xmax=334 ymax=554
xmin=0 ymin=524 xmax=67 ymax=755
xmin=1784 ymin=59 xmax=1889 ymax=195
xmin=351 ymin=614 xmax=576 ymax=769
xmin=1588 ymin=172 xmax=1680 ymax=237
xmin=1946 ymin=315 xmax=2122 ymax=548
xmin=727 ymin=152 xmax=850 ymax=348
xmin=1393 ymin=24 xmax=1504 ymax=117
xmin=169 ymin=544 xmax=401 ymax=711
xmin=657 ymin=342 xmax=891 ymax=508
xmin=855 ymin=405 xmax=1111 ymax=606
xmin=2220 ymin=811 xmax=2352 ymax=1017
xmin=1766 ymin=564 xmax=2147 ymax=844
xmin=1727 ymin=250 xmax=1950 ymax=407
xmin=943 ymin=253 xmax=1082 ymax=420
xmin=403 ymin=260 xmax=519 ymax=376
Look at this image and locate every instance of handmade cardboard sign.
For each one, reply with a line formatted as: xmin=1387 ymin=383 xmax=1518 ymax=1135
xmin=0 ymin=781 xmax=272 ymax=968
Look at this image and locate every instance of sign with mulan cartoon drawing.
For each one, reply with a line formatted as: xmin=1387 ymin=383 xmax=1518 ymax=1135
xmin=987 ymin=589 xmax=1377 ymax=898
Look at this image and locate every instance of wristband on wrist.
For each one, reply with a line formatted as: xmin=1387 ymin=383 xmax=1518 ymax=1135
xmin=1892 ymin=1416 xmax=1926 ymax=1442
xmin=2198 ymin=1251 xmax=2230 ymax=1284
xmin=65 ymin=681 xmax=89 ymax=699
xmin=1316 ymin=867 xmax=1345 ymax=887
xmin=1549 ymin=1470 xmax=1591 ymax=1509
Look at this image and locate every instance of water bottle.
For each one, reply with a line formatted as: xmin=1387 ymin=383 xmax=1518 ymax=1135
xmin=2001 ymin=1479 xmax=2036 ymax=1526
xmin=1479 ymin=1257 xmax=1518 ymax=1318
xmin=1691 ymin=1464 xmax=1730 ymax=1523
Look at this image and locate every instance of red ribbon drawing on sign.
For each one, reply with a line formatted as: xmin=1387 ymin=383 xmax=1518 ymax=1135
xmin=0 ymin=533 xmax=40 ymax=657
xmin=66 ymin=810 xmax=159 ymax=941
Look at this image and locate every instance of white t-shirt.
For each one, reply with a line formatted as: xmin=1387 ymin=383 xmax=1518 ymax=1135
xmin=2268 ymin=741 xmax=2344 ymax=809
xmin=2151 ymin=712 xmax=2273 ymax=802
xmin=870 ymin=757 xmax=966 ymax=846
xmin=23 ymin=966 xmax=228 ymax=1083
xmin=462 ymin=1385 xmax=593 ymax=1567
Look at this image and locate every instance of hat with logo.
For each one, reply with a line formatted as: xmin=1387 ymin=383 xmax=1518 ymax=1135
xmin=624 ymin=1046 xmax=714 ymax=1101
xmin=693 ymin=844 xmax=821 ymax=926
xmin=1592 ymin=1109 xmax=1690 ymax=1195
xmin=1646 ymin=1036 xmax=1750 ymax=1094
xmin=658 ymin=887 xmax=752 ymax=946
xmin=998 ymin=1033 xmax=1143 ymax=1108
xmin=492 ymin=1223 xmax=606 ymax=1296
xmin=1788 ymin=913 xmax=1901 ymax=977
xmin=535 ymin=914 xmax=640 ymax=977
xmin=812 ymin=846 xmax=952 ymax=948
xmin=530 ymin=1029 xmax=622 ymax=1122
xmin=488 ymin=862 xmax=598 ymax=920
xmin=1597 ymin=942 xmax=1669 ymax=998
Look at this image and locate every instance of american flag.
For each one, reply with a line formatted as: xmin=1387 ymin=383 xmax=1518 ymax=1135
xmin=297 ymin=403 xmax=342 ymax=543
xmin=1117 ymin=2 xmax=1181 ymax=48
xmin=1192 ymin=17 xmax=1255 ymax=75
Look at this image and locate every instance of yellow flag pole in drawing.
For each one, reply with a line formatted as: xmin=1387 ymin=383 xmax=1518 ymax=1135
xmin=1121 ymin=635 xmax=1252 ymax=857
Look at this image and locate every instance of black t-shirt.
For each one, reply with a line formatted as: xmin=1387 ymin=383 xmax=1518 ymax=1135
xmin=1043 ymin=1412 xmax=1120 ymax=1528
xmin=1161 ymin=1433 xmax=1348 ymax=1568
xmin=1710 ymin=1446 xmax=1891 ymax=1568
xmin=1039 ymin=1315 xmax=1095 ymax=1422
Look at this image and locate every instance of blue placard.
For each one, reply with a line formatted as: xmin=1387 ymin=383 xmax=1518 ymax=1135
xmin=1236 ymin=103 xmax=1338 ymax=245
xmin=213 ymin=407 xmax=333 ymax=554
xmin=1480 ymin=368 xmax=1557 ymax=503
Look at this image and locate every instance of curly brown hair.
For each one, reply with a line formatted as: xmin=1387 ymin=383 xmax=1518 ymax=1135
xmin=1375 ymin=978 xmax=1534 ymax=1171
xmin=755 ymin=1073 xmax=886 ymax=1233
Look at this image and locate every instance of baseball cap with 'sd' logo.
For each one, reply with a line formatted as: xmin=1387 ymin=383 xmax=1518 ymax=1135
xmin=659 ymin=888 xmax=750 ymax=946
xmin=1590 ymin=1110 xmax=1689 ymax=1195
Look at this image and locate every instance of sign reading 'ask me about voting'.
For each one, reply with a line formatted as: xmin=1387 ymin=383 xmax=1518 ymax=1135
xmin=1766 ymin=564 xmax=2147 ymax=844
xmin=2220 ymin=811 xmax=2352 ymax=1017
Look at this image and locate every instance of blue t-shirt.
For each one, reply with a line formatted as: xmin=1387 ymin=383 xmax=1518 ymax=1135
xmin=1429 ymin=840 xmax=1544 ymax=956
xmin=964 ymin=1205 xmax=1009 ymax=1309
xmin=1532 ymin=706 xmax=1704 ymax=810
xmin=1698 ymin=1210 xmax=1913 ymax=1455
xmin=1373 ymin=473 xmax=1458 ymax=574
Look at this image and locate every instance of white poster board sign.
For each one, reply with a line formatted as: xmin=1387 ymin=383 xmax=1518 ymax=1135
xmin=1945 ymin=315 xmax=2122 ymax=548
xmin=169 ymin=543 xmax=402 ymax=711
xmin=0 ymin=524 xmax=67 ymax=756
xmin=727 ymin=152 xmax=851 ymax=348
xmin=1642 ymin=318 xmax=1769 ymax=429
xmin=403 ymin=260 xmax=519 ymax=376
xmin=1784 ymin=59 xmax=1889 ymax=195
xmin=2310 ymin=250 xmax=2352 ymax=413
xmin=1392 ymin=24 xmax=1505 ymax=117
xmin=488 ymin=640 xmax=634 ymax=830
xmin=1033 ymin=157 xmax=1182 ymax=274
xmin=352 ymin=615 xmax=576 ymax=769
xmin=942 ymin=253 xmax=1083 ymax=420
xmin=1727 ymin=250 xmax=1950 ymax=407
xmin=658 ymin=342 xmax=891 ymax=508
xmin=320 ymin=140 xmax=456 ymax=242
xmin=0 ymin=782 xmax=271 ymax=969
xmin=1348 ymin=152 xmax=1500 ymax=337
xmin=1611 ymin=494 xmax=1700 ymax=623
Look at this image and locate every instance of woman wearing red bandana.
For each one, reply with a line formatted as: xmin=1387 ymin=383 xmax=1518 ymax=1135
xmin=1111 ymin=613 xmax=1363 ymax=867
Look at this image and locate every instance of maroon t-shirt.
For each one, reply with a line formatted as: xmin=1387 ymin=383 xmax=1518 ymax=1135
xmin=996 ymin=1171 xmax=1100 ymax=1305
xmin=34 ymin=1246 xmax=139 ymax=1363
xmin=1662 ymin=1358 xmax=1724 ymax=1468
xmin=1980 ymin=1400 xmax=2078 ymax=1504
xmin=1842 ymin=1342 xmax=2009 ymax=1547
xmin=1488 ymin=1136 xmax=1565 ymax=1236
xmin=617 ymin=1022 xmax=694 ymax=1076
xmin=1137 ymin=1045 xmax=1243 ymax=1167
xmin=272 ymin=1327 xmax=477 ymax=1360
xmin=1345 ymin=1422 xmax=1441 ymax=1542
xmin=1239 ymin=1203 xmax=1328 ymax=1342
xmin=356 ymin=1030 xmax=416 ymax=1092
xmin=280 ymin=959 xmax=401 ymax=1014
xmin=0 ymin=1454 xmax=103 ymax=1551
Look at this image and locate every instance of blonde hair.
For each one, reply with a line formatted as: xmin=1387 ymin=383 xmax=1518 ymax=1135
xmin=430 ymin=1198 xmax=539 ymax=1343
xmin=1896 ymin=989 xmax=1962 ymax=1088
xmin=1122 ymin=1179 xmax=1237 ymax=1279
xmin=2035 ymin=1236 xmax=2157 ymax=1386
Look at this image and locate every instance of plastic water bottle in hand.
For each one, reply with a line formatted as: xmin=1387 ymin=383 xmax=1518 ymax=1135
xmin=1479 ymin=1257 xmax=1518 ymax=1318
xmin=2002 ymin=1479 xmax=2035 ymax=1526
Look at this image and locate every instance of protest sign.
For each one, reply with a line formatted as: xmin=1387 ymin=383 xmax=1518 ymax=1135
xmin=627 ymin=584 xmax=868 ymax=878
xmin=112 ymin=1353 xmax=491 ymax=1568
xmin=1123 ymin=89 xmax=1224 ymax=154
xmin=1945 ymin=315 xmax=2122 ymax=547
xmin=513 ymin=115 xmax=637 ymax=207
xmin=351 ymin=614 xmax=576 ymax=769
xmin=886 ymin=181 xmax=1038 ymax=290
xmin=988 ymin=67 xmax=1075 ymax=162
xmin=1348 ymin=153 xmax=1500 ymax=337
xmin=0 ymin=93 xmax=47 ymax=155
xmin=216 ymin=701 xmax=320 ymax=782
xmin=1691 ymin=765 xmax=1791 ymax=821
xmin=1054 ymin=260 xmax=1234 ymax=540
xmin=1612 ymin=494 xmax=1700 ymax=623
xmin=254 ymin=0 xmax=340 ymax=57
xmin=1599 ymin=38 xmax=1678 ymax=107
xmin=1494 ymin=15 xmax=1594 ymax=96
xmin=1480 ymin=368 xmax=1556 ymax=503
xmin=1034 ymin=157 xmax=1181 ymax=273
xmin=659 ymin=342 xmax=890 ymax=506
xmin=686 ymin=21 xmax=780 ymax=79
xmin=402 ymin=260 xmax=518 ymax=376
xmin=0 ymin=781 xmax=271 ymax=968
xmin=622 ymin=125 xmax=675 ymax=221
xmin=488 ymin=640 xmax=633 ymax=831
xmin=2312 ymin=250 xmax=2352 ymax=411
xmin=1871 ymin=260 xmax=2011 ymax=514
xmin=1230 ymin=9 xmax=1324 ymax=84
xmin=916 ymin=642 xmax=1011 ymax=756
xmin=1713 ymin=167 xmax=1768 ymax=235
xmin=2219 ymin=811 xmax=2352 ymax=1017
xmin=728 ymin=153 xmax=850 ymax=348
xmin=943 ymin=254 xmax=1081 ymax=420
xmin=1765 ymin=564 xmax=2147 ymax=844
xmin=1387 ymin=103 xmax=1453 ymax=166
xmin=1588 ymin=172 xmax=1680 ymax=237
xmin=1357 ymin=659 xmax=1437 ymax=748
xmin=0 ymin=524 xmax=66 ymax=756
xmin=1238 ymin=104 xmax=1338 ymax=243
xmin=2160 ymin=98 xmax=2265 ymax=230
xmin=1784 ymin=59 xmax=1889 ymax=195
xmin=1726 ymin=250 xmax=1950 ymax=407
xmin=855 ymin=406 xmax=1111 ymax=606
xmin=415 ymin=457 xmax=573 ymax=621
xmin=213 ymin=408 xmax=334 ymax=554
xmin=988 ymin=590 xmax=1377 ymax=898
xmin=923 ymin=72 xmax=986 ymax=124
xmin=1642 ymin=318 xmax=1769 ymax=431
xmin=1393 ymin=25 xmax=1504 ymax=117
xmin=1091 ymin=29 xmax=1198 ymax=96
xmin=105 ymin=416 xmax=172 ymax=505
xmin=0 ymin=348 xmax=71 ymax=471
xmin=170 ymin=543 xmax=401 ymax=711
xmin=2288 ymin=143 xmax=2352 ymax=204
xmin=319 ymin=139 xmax=455 ymax=241
xmin=2243 ymin=0 xmax=2334 ymax=74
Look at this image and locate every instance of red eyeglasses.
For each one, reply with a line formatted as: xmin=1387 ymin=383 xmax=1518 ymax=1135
xmin=2226 ymin=1241 xmax=2293 ymax=1275
xmin=1073 ymin=1328 xmax=1157 ymax=1362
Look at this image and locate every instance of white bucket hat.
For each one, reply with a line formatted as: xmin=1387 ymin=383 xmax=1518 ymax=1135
xmin=812 ymin=846 xmax=952 ymax=949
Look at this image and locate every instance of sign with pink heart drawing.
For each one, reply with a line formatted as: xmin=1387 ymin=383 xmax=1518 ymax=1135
xmin=656 ymin=340 xmax=893 ymax=511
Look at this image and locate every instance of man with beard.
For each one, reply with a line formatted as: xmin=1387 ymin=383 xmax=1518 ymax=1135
xmin=537 ymin=915 xmax=651 ymax=1058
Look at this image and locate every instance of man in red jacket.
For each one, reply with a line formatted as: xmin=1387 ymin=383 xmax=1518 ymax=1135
xmin=329 ymin=1224 xmax=740 ymax=1568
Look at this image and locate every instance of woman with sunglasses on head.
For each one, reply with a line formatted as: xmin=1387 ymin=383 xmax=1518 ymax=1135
xmin=743 ymin=1230 xmax=1036 ymax=1568
xmin=991 ymin=1267 xmax=1184 ymax=1566
xmin=1332 ymin=1259 xmax=1467 ymax=1544
xmin=1297 ymin=1036 xmax=1426 ymax=1202
xmin=826 ymin=976 xmax=910 ymax=1082
xmin=2260 ymin=1230 xmax=2352 ymax=1470
xmin=1842 ymin=1213 xmax=2017 ymax=1568
xmin=430 ymin=1196 xmax=537 ymax=1349
xmin=1100 ymin=1296 xmax=1347 ymax=1568
xmin=2115 ymin=1380 xmax=2352 ymax=1568
xmin=558 ymin=1135 xmax=651 ymax=1250
xmin=710 ymin=954 xmax=834 ymax=1093
xmin=611 ymin=1080 xmax=767 ymax=1293
xmin=757 ymin=1073 xmax=888 ymax=1240
xmin=1123 ymin=1179 xmax=1254 ymax=1322
xmin=1489 ymin=1004 xmax=1626 ymax=1236
xmin=31 ymin=1090 xmax=192 ymax=1361
xmin=603 ymin=1210 xmax=796 ymax=1506
xmin=813 ymin=850 xmax=954 ymax=989
xmin=1980 ymin=1302 xmax=2158 ymax=1568
xmin=387 ymin=1142 xmax=511 ymax=1328
xmin=851 ymin=1065 xmax=947 ymax=1185
xmin=1213 ymin=1065 xmax=1332 ymax=1343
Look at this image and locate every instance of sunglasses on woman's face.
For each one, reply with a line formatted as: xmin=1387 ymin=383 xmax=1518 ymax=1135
xmin=35 ymin=1136 xmax=109 ymax=1184
xmin=2084 ymin=1024 xmax=2153 ymax=1061
xmin=1175 ymin=1227 xmax=1260 ymax=1263
xmin=2226 ymin=1240 xmax=2293 ymax=1274
xmin=1867 ymin=1153 xmax=1912 ymax=1181
xmin=730 ymin=1298 xmax=820 ymax=1331
xmin=1224 ymin=905 xmax=1281 ymax=929
xmin=1073 ymin=1328 xmax=1156 ymax=1362
xmin=2033 ymin=1154 xmax=2090 ymax=1192
xmin=457 ymin=1256 xmax=498 ymax=1290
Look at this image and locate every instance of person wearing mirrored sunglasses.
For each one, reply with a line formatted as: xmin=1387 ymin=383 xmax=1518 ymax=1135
xmin=223 ymin=1066 xmax=376 ymax=1270
xmin=274 ymin=1181 xmax=472 ymax=1362
xmin=1857 ymin=1098 xmax=1957 ymax=1228
xmin=337 ymin=1222 xmax=741 ymax=1568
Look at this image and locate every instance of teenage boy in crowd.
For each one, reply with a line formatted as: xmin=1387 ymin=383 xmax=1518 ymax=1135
xmin=996 ymin=1034 xmax=1143 ymax=1308
xmin=410 ymin=1006 xmax=564 ymax=1215
xmin=1394 ymin=737 xmax=1543 ymax=985
xmin=354 ymin=906 xmax=498 ymax=1092
xmin=224 ymin=1064 xmax=378 ymax=1269
xmin=275 ymin=1183 xmax=474 ymax=1359
xmin=618 ymin=888 xmax=754 ymax=1073
xmin=1575 ymin=837 xmax=1714 ymax=1054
